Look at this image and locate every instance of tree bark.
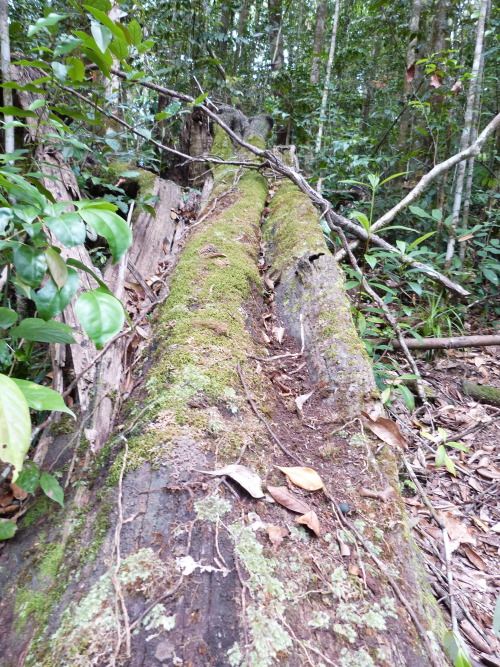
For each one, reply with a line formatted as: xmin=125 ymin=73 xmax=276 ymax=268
xmin=0 ymin=0 xmax=14 ymax=154
xmin=268 ymin=0 xmax=284 ymax=71
xmin=315 ymin=0 xmax=340 ymax=153
xmin=444 ymin=0 xmax=489 ymax=268
xmin=398 ymin=0 xmax=423 ymax=155
xmin=0 ymin=124 xmax=448 ymax=667
xmin=310 ymin=0 xmax=327 ymax=85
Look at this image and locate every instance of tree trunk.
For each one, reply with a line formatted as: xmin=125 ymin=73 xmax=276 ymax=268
xmin=444 ymin=0 xmax=489 ymax=269
xmin=310 ymin=0 xmax=327 ymax=85
xmin=0 ymin=0 xmax=14 ymax=154
xmin=315 ymin=0 xmax=340 ymax=153
xmin=398 ymin=0 xmax=423 ymax=156
xmin=268 ymin=0 xmax=284 ymax=71
xmin=0 ymin=118 xmax=449 ymax=666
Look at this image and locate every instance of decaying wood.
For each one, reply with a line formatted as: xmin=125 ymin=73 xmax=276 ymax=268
xmin=389 ymin=333 xmax=500 ymax=350
xmin=0 ymin=122 xmax=449 ymax=667
xmin=462 ymin=379 xmax=500 ymax=406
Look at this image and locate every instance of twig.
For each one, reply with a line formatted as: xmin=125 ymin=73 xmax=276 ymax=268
xmin=236 ymin=362 xmax=303 ymax=465
xmin=110 ymin=436 xmax=131 ymax=664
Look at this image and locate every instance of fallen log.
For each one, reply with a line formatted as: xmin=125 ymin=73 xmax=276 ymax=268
xmin=462 ymin=379 xmax=500 ymax=406
xmin=388 ymin=334 xmax=500 ymax=350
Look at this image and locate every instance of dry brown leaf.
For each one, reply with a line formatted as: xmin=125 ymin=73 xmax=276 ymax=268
xmin=338 ymin=531 xmax=351 ymax=557
xmin=477 ymin=466 xmax=500 ymax=480
xmin=451 ymin=80 xmax=463 ymax=93
xmin=348 ymin=565 xmax=360 ymax=576
xmin=10 ymin=483 xmax=28 ymax=501
xmin=361 ymin=411 xmax=408 ymax=450
xmin=430 ymin=72 xmax=443 ymax=88
xmin=359 ymin=486 xmax=395 ymax=502
xmin=295 ymin=391 xmax=313 ymax=414
xmin=471 ymin=516 xmax=490 ymax=533
xmin=406 ymin=63 xmax=415 ymax=83
xmin=198 ymin=464 xmax=264 ymax=498
xmin=263 ymin=276 xmax=274 ymax=290
xmin=462 ymin=545 xmax=486 ymax=571
xmin=460 ymin=619 xmax=493 ymax=654
xmin=267 ymin=486 xmax=312 ymax=514
xmin=440 ymin=512 xmax=476 ymax=546
xmin=297 ymin=510 xmax=321 ymax=536
xmin=277 ymin=466 xmax=324 ymax=491
xmin=266 ymin=524 xmax=288 ymax=553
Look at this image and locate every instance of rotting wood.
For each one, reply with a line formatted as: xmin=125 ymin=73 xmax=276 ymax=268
xmin=0 ymin=117 xmax=449 ymax=667
xmin=462 ymin=379 xmax=500 ymax=406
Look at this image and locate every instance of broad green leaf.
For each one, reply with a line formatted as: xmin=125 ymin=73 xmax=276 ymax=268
xmin=29 ymin=99 xmax=46 ymax=111
xmin=10 ymin=318 xmax=76 ymax=344
xmin=51 ymin=62 xmax=68 ymax=82
xmin=446 ymin=441 xmax=470 ymax=452
xmin=0 ymin=307 xmax=18 ymax=329
xmin=84 ymin=0 xmax=112 ymax=11
xmin=482 ymin=268 xmax=499 ymax=285
xmin=0 ymin=373 xmax=31 ymax=481
xmin=408 ymin=281 xmax=422 ymax=295
xmin=364 ymin=254 xmax=377 ymax=269
xmin=45 ymin=213 xmax=86 ymax=247
xmin=54 ymin=36 xmax=83 ymax=57
xmin=409 ymin=205 xmax=433 ymax=219
xmin=12 ymin=379 xmax=75 ymax=418
xmin=0 ymin=521 xmax=17 ymax=540
xmin=431 ymin=209 xmax=443 ymax=221
xmin=28 ymin=13 xmax=68 ymax=37
xmin=349 ymin=210 xmax=370 ymax=233
xmin=0 ymin=207 xmax=13 ymax=233
xmin=367 ymin=174 xmax=380 ymax=189
xmin=40 ymin=472 xmax=64 ymax=507
xmin=84 ymin=5 xmax=124 ymax=40
xmin=0 ymin=105 xmax=36 ymax=118
xmin=91 ymin=22 xmax=113 ymax=53
xmin=34 ymin=268 xmax=79 ymax=321
xmin=137 ymin=38 xmax=154 ymax=53
xmin=75 ymin=288 xmax=124 ymax=349
xmin=398 ymin=384 xmax=415 ymax=411
xmin=78 ymin=208 xmax=132 ymax=263
xmin=435 ymin=444 xmax=446 ymax=467
xmin=45 ymin=247 xmax=68 ymax=290
xmin=407 ymin=231 xmax=436 ymax=251
xmin=16 ymin=461 xmax=40 ymax=494
xmin=192 ymin=92 xmax=208 ymax=106
xmin=66 ymin=258 xmax=113 ymax=295
xmin=82 ymin=47 xmax=111 ymax=78
xmin=66 ymin=56 xmax=85 ymax=83
xmin=109 ymin=37 xmax=129 ymax=61
xmin=444 ymin=455 xmax=456 ymax=476
xmin=128 ymin=19 xmax=142 ymax=46
xmin=381 ymin=387 xmax=391 ymax=404
xmin=13 ymin=245 xmax=47 ymax=287
xmin=378 ymin=171 xmax=408 ymax=187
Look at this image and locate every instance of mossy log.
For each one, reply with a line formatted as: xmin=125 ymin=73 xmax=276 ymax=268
xmin=0 ymin=127 xmax=448 ymax=667
xmin=462 ymin=379 xmax=500 ymax=406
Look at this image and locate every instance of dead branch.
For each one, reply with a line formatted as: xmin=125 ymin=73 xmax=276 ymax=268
xmin=383 ymin=334 xmax=500 ymax=350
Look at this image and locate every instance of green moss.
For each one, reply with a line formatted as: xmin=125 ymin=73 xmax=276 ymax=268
xmin=23 ymin=495 xmax=55 ymax=528
xmin=50 ymin=415 xmax=76 ymax=436
xmin=77 ymin=500 xmax=113 ymax=564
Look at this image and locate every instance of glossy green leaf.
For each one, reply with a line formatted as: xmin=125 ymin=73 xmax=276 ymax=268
xmin=45 ymin=213 xmax=86 ymax=247
xmin=137 ymin=38 xmax=154 ymax=53
xmin=0 ymin=307 xmax=18 ymax=329
xmin=34 ymin=267 xmax=79 ymax=321
xmin=409 ymin=205 xmax=433 ymax=219
xmin=66 ymin=258 xmax=113 ymax=295
xmin=84 ymin=5 xmax=124 ymax=40
xmin=10 ymin=318 xmax=76 ymax=344
xmin=435 ymin=444 xmax=446 ymax=467
xmin=398 ymin=384 xmax=415 ymax=411
xmin=109 ymin=37 xmax=129 ymax=61
xmin=66 ymin=56 xmax=85 ymax=83
xmin=45 ymin=247 xmax=68 ymax=290
xmin=0 ymin=521 xmax=17 ymax=540
xmin=0 ymin=373 xmax=31 ymax=481
xmin=78 ymin=208 xmax=132 ymax=263
xmin=13 ymin=245 xmax=47 ymax=287
xmin=28 ymin=13 xmax=68 ymax=37
xmin=75 ymin=288 xmax=124 ymax=349
xmin=12 ymin=379 xmax=75 ymax=418
xmin=40 ymin=472 xmax=64 ymax=507
xmin=128 ymin=19 xmax=142 ymax=45
xmin=16 ymin=461 xmax=40 ymax=494
xmin=84 ymin=0 xmax=112 ymax=11
xmin=91 ymin=22 xmax=113 ymax=53
xmin=51 ymin=62 xmax=68 ymax=82
xmin=54 ymin=36 xmax=83 ymax=57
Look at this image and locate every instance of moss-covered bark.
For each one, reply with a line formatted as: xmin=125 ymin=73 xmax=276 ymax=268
xmin=0 ymin=127 xmax=448 ymax=667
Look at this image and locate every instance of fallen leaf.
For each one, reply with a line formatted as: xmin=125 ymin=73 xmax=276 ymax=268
xmin=297 ymin=510 xmax=321 ymax=536
xmin=460 ymin=619 xmax=493 ymax=654
xmin=198 ymin=464 xmax=264 ymax=498
xmin=277 ymin=466 xmax=324 ymax=491
xmin=348 ymin=565 xmax=360 ymax=576
xmin=295 ymin=391 xmax=313 ymax=414
xmin=10 ymin=483 xmax=28 ymax=501
xmin=471 ymin=516 xmax=489 ymax=533
xmin=440 ymin=512 xmax=476 ymax=546
xmin=266 ymin=524 xmax=288 ymax=552
xmin=477 ymin=466 xmax=500 ymax=480
xmin=263 ymin=276 xmax=275 ymax=290
xmin=462 ymin=545 xmax=486 ymax=571
xmin=430 ymin=72 xmax=442 ymax=88
xmin=338 ymin=531 xmax=351 ymax=556
xmin=359 ymin=486 xmax=395 ymax=502
xmin=267 ymin=486 xmax=312 ymax=514
xmin=361 ymin=411 xmax=408 ymax=450
xmin=272 ymin=326 xmax=285 ymax=344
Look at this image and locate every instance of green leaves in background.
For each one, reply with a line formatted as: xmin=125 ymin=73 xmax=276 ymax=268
xmin=75 ymin=287 xmax=124 ymax=349
xmin=10 ymin=318 xmax=76 ymax=344
xmin=12 ymin=378 xmax=75 ymax=418
xmin=0 ymin=374 xmax=31 ymax=481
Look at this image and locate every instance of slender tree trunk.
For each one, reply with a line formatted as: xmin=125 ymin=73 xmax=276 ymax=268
xmin=445 ymin=0 xmax=489 ymax=269
xmin=0 ymin=0 xmax=14 ymax=154
xmin=268 ymin=0 xmax=284 ymax=71
xmin=233 ymin=0 xmax=251 ymax=73
xmin=315 ymin=0 xmax=340 ymax=153
xmin=310 ymin=0 xmax=327 ymax=84
xmin=398 ymin=0 xmax=423 ymax=154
